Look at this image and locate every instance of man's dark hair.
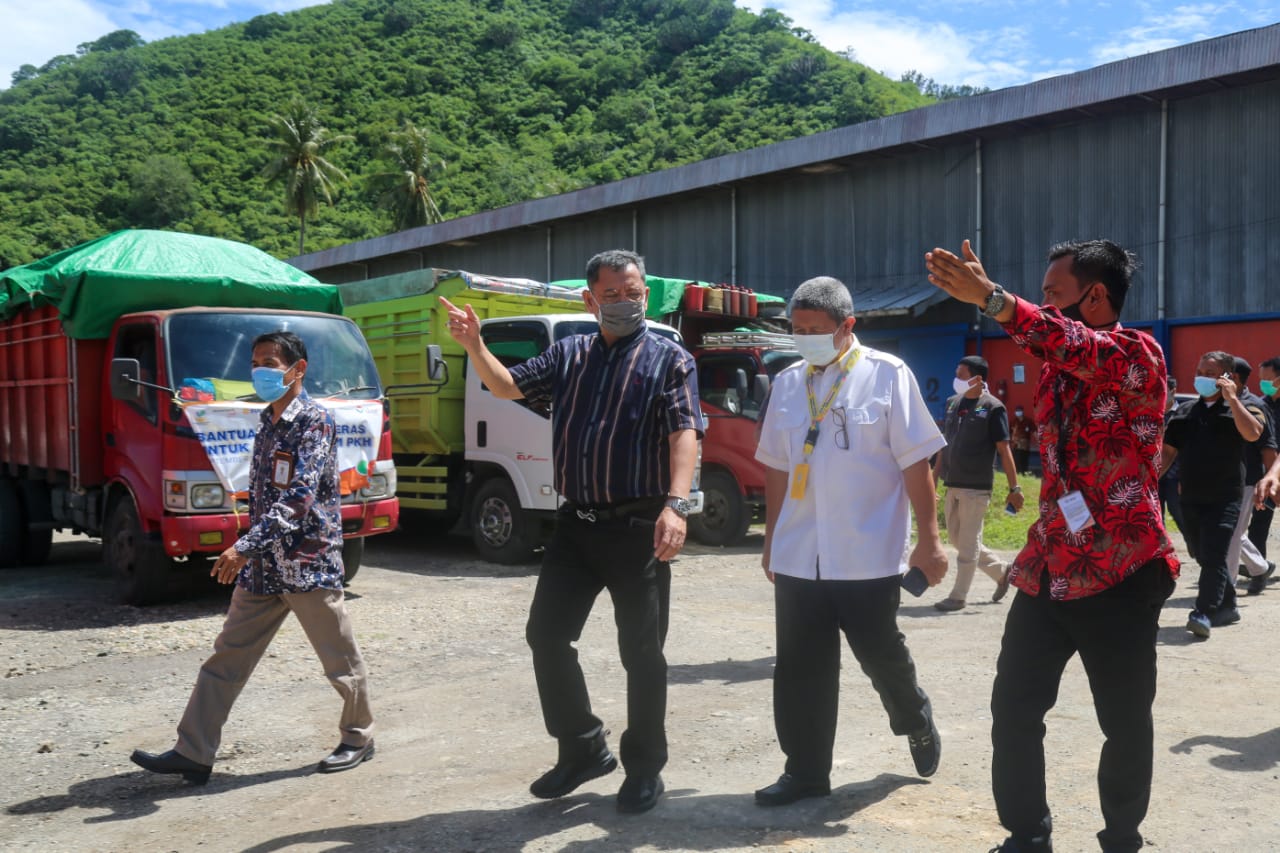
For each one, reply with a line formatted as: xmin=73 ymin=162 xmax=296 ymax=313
xmin=1047 ymin=239 xmax=1138 ymax=314
xmin=1201 ymin=350 xmax=1235 ymax=376
xmin=1166 ymin=376 xmax=1177 ymax=391
xmin=958 ymin=355 xmax=989 ymax=380
xmin=1261 ymin=357 xmax=1280 ymax=373
xmin=1233 ymin=356 xmax=1252 ymax=383
xmin=586 ymin=249 xmax=645 ymax=286
xmin=253 ymin=330 xmax=307 ymax=364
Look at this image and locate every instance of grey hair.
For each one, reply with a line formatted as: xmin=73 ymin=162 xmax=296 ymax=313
xmin=585 ymin=249 xmax=645 ymax=285
xmin=788 ymin=276 xmax=853 ymax=322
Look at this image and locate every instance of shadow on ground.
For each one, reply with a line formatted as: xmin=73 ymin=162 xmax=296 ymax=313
xmin=5 ymin=764 xmax=314 ymax=822
xmin=1170 ymin=726 xmax=1280 ymax=771
xmin=235 ymin=773 xmax=924 ymax=852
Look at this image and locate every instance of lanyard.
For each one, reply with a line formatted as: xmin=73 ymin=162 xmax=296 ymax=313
xmin=791 ymin=347 xmax=862 ymax=501
xmin=803 ymin=346 xmax=862 ymax=453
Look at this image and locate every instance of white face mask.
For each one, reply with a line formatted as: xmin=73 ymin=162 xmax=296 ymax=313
xmin=953 ymin=376 xmax=978 ymax=396
xmin=794 ymin=333 xmax=840 ymax=366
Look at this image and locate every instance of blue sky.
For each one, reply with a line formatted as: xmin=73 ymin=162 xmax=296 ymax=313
xmin=1 ymin=1 xmax=1276 ymax=92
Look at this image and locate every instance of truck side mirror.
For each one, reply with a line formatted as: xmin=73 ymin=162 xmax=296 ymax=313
xmin=425 ymin=344 xmax=447 ymax=382
xmin=733 ymin=368 xmax=749 ymax=399
xmin=110 ymin=358 xmax=141 ymax=401
xmin=752 ymin=374 xmax=770 ymax=403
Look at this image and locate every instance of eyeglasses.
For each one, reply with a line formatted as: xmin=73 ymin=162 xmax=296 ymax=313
xmin=831 ymin=406 xmax=849 ymax=450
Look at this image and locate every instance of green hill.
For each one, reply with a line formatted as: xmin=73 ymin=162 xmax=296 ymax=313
xmin=0 ymin=0 xmax=932 ymax=266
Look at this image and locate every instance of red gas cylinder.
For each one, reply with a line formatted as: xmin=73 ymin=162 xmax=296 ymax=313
xmin=684 ymin=284 xmax=704 ymax=311
xmin=747 ymin=291 xmax=758 ymax=317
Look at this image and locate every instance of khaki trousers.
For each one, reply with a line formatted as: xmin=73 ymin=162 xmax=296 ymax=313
xmin=944 ymin=487 xmax=1006 ymax=601
xmin=174 ymin=585 xmax=373 ymax=765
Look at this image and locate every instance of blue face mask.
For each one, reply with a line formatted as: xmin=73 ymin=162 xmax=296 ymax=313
xmin=1193 ymin=376 xmax=1220 ymax=398
xmin=252 ymin=363 xmax=297 ymax=403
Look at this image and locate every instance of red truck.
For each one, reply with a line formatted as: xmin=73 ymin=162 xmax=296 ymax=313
xmin=655 ymin=294 xmax=799 ymax=547
xmin=0 ymin=231 xmax=399 ymax=603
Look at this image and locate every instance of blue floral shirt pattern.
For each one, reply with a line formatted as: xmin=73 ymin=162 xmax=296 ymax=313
xmin=233 ymin=391 xmax=345 ymax=593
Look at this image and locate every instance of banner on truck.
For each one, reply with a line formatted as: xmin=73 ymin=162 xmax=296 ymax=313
xmin=185 ymin=400 xmax=382 ymax=496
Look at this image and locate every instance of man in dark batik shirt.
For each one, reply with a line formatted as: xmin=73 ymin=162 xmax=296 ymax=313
xmin=131 ymin=331 xmax=375 ymax=784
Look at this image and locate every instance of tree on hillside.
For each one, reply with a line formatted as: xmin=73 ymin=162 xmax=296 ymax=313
xmin=369 ymin=120 xmax=446 ymax=232
xmin=260 ymin=97 xmax=352 ymax=254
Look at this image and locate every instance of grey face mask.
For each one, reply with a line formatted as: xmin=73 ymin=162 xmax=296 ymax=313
xmin=598 ymin=300 xmax=645 ymax=337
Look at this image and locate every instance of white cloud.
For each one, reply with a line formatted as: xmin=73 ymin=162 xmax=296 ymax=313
xmin=0 ymin=0 xmax=119 ymax=87
xmin=739 ymin=2 xmax=1037 ymax=89
xmin=1091 ymin=3 xmax=1220 ymax=63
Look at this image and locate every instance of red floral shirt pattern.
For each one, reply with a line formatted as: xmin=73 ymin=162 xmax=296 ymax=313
xmin=1002 ymin=297 xmax=1179 ymax=600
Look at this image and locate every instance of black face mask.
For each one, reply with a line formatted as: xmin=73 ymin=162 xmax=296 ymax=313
xmin=1059 ymin=290 xmax=1090 ymax=323
xmin=1059 ymin=286 xmax=1110 ymax=328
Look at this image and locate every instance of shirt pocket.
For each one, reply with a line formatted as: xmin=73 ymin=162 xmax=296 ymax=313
xmin=837 ymin=403 xmax=887 ymax=452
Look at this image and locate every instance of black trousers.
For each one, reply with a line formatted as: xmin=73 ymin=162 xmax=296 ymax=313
xmin=772 ymin=573 xmax=929 ymax=783
xmin=1247 ymin=504 xmax=1273 ymax=558
xmin=1180 ymin=499 xmax=1240 ymax=614
xmin=525 ymin=510 xmax=670 ymax=777
xmin=991 ymin=559 xmax=1174 ymax=853
xmin=1157 ymin=474 xmax=1185 ymax=544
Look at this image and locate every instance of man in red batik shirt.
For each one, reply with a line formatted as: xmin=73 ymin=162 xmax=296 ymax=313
xmin=926 ymin=239 xmax=1179 ymax=853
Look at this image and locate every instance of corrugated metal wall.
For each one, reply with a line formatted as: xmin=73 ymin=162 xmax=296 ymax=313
xmin=1166 ymin=77 xmax=1280 ymax=319
xmin=982 ymin=107 xmax=1163 ymax=317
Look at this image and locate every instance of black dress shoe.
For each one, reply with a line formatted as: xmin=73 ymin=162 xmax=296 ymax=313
xmin=754 ymin=773 xmax=831 ymax=806
xmin=130 ymin=749 xmax=212 ymax=784
xmin=317 ymin=740 xmax=375 ymax=773
xmin=616 ymin=774 xmax=664 ymax=813
xmin=529 ymin=734 xmax=618 ymax=799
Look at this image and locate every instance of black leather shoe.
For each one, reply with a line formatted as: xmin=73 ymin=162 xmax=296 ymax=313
xmin=989 ymin=834 xmax=1053 ymax=852
xmin=130 ymin=749 xmax=212 ymax=784
xmin=754 ymin=773 xmax=831 ymax=806
xmin=616 ymin=773 xmax=664 ymax=813
xmin=530 ymin=734 xmax=618 ymax=799
xmin=908 ymin=714 xmax=941 ymax=777
xmin=317 ymin=740 xmax=375 ymax=773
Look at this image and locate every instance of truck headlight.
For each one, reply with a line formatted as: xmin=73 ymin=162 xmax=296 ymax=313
xmin=360 ymin=473 xmax=390 ymax=499
xmin=191 ymin=484 xmax=226 ymax=509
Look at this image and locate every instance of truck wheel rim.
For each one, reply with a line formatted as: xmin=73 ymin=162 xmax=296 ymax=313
xmin=478 ymin=497 xmax=512 ymax=547
xmin=702 ymin=491 xmax=728 ymax=529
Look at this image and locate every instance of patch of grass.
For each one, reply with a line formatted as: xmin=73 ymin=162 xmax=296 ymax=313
xmin=936 ymin=472 xmax=1041 ymax=551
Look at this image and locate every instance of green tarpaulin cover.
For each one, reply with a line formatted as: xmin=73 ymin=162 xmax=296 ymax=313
xmin=0 ymin=230 xmax=342 ymax=339
xmin=550 ymin=275 xmax=784 ymax=319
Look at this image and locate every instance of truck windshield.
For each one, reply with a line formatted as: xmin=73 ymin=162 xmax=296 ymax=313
xmin=167 ymin=313 xmax=382 ymax=401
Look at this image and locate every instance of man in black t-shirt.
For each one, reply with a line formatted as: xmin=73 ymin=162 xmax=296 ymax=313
xmin=1162 ymin=351 xmax=1270 ymax=638
xmin=932 ymin=355 xmax=1024 ymax=611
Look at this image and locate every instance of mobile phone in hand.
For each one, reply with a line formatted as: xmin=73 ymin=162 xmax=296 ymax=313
xmin=1005 ymin=501 xmax=1017 ymax=515
xmin=901 ymin=566 xmax=929 ymax=597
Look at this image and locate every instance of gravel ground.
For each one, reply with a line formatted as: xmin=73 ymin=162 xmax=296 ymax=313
xmin=2 ymin=524 xmax=1279 ymax=852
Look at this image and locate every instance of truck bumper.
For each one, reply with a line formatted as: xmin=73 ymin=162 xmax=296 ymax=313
xmin=159 ymin=498 xmax=400 ymax=557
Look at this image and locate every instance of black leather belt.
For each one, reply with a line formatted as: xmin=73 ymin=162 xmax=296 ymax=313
xmin=562 ymin=497 xmax=664 ymax=523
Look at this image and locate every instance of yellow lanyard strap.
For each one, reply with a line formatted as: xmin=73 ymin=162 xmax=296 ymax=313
xmin=802 ymin=347 xmax=862 ymax=454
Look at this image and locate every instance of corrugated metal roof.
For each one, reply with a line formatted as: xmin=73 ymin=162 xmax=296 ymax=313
xmin=853 ymin=282 xmax=951 ymax=318
xmin=293 ymin=24 xmax=1280 ymax=273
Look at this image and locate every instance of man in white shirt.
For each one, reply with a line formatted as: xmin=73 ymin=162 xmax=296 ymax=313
xmin=753 ymin=276 xmax=949 ymax=806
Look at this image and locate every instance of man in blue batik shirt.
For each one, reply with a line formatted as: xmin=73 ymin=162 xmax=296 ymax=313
xmin=131 ymin=331 xmax=375 ymax=784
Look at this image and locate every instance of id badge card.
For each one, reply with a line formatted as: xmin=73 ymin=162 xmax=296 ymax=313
xmin=790 ymin=462 xmax=810 ymax=500
xmin=271 ymin=451 xmax=295 ymax=488
xmin=1057 ymin=490 xmax=1095 ymax=533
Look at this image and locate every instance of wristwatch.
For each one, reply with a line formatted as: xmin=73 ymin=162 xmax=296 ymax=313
xmin=982 ymin=285 xmax=1007 ymax=319
xmin=1009 ymin=485 xmax=1022 ymax=494
xmin=664 ymin=496 xmax=692 ymax=519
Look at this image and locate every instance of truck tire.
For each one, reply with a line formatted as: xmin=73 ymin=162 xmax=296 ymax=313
xmin=18 ymin=481 xmax=53 ymax=566
xmin=341 ymin=537 xmax=365 ymax=585
xmin=104 ymin=497 xmax=173 ymax=606
xmin=470 ymin=477 xmax=537 ymax=565
xmin=0 ymin=479 xmax=22 ymax=568
xmin=688 ymin=470 xmax=751 ymax=547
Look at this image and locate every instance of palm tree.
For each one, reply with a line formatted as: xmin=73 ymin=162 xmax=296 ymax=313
xmin=260 ymin=97 xmax=352 ymax=254
xmin=370 ymin=120 xmax=446 ymax=232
